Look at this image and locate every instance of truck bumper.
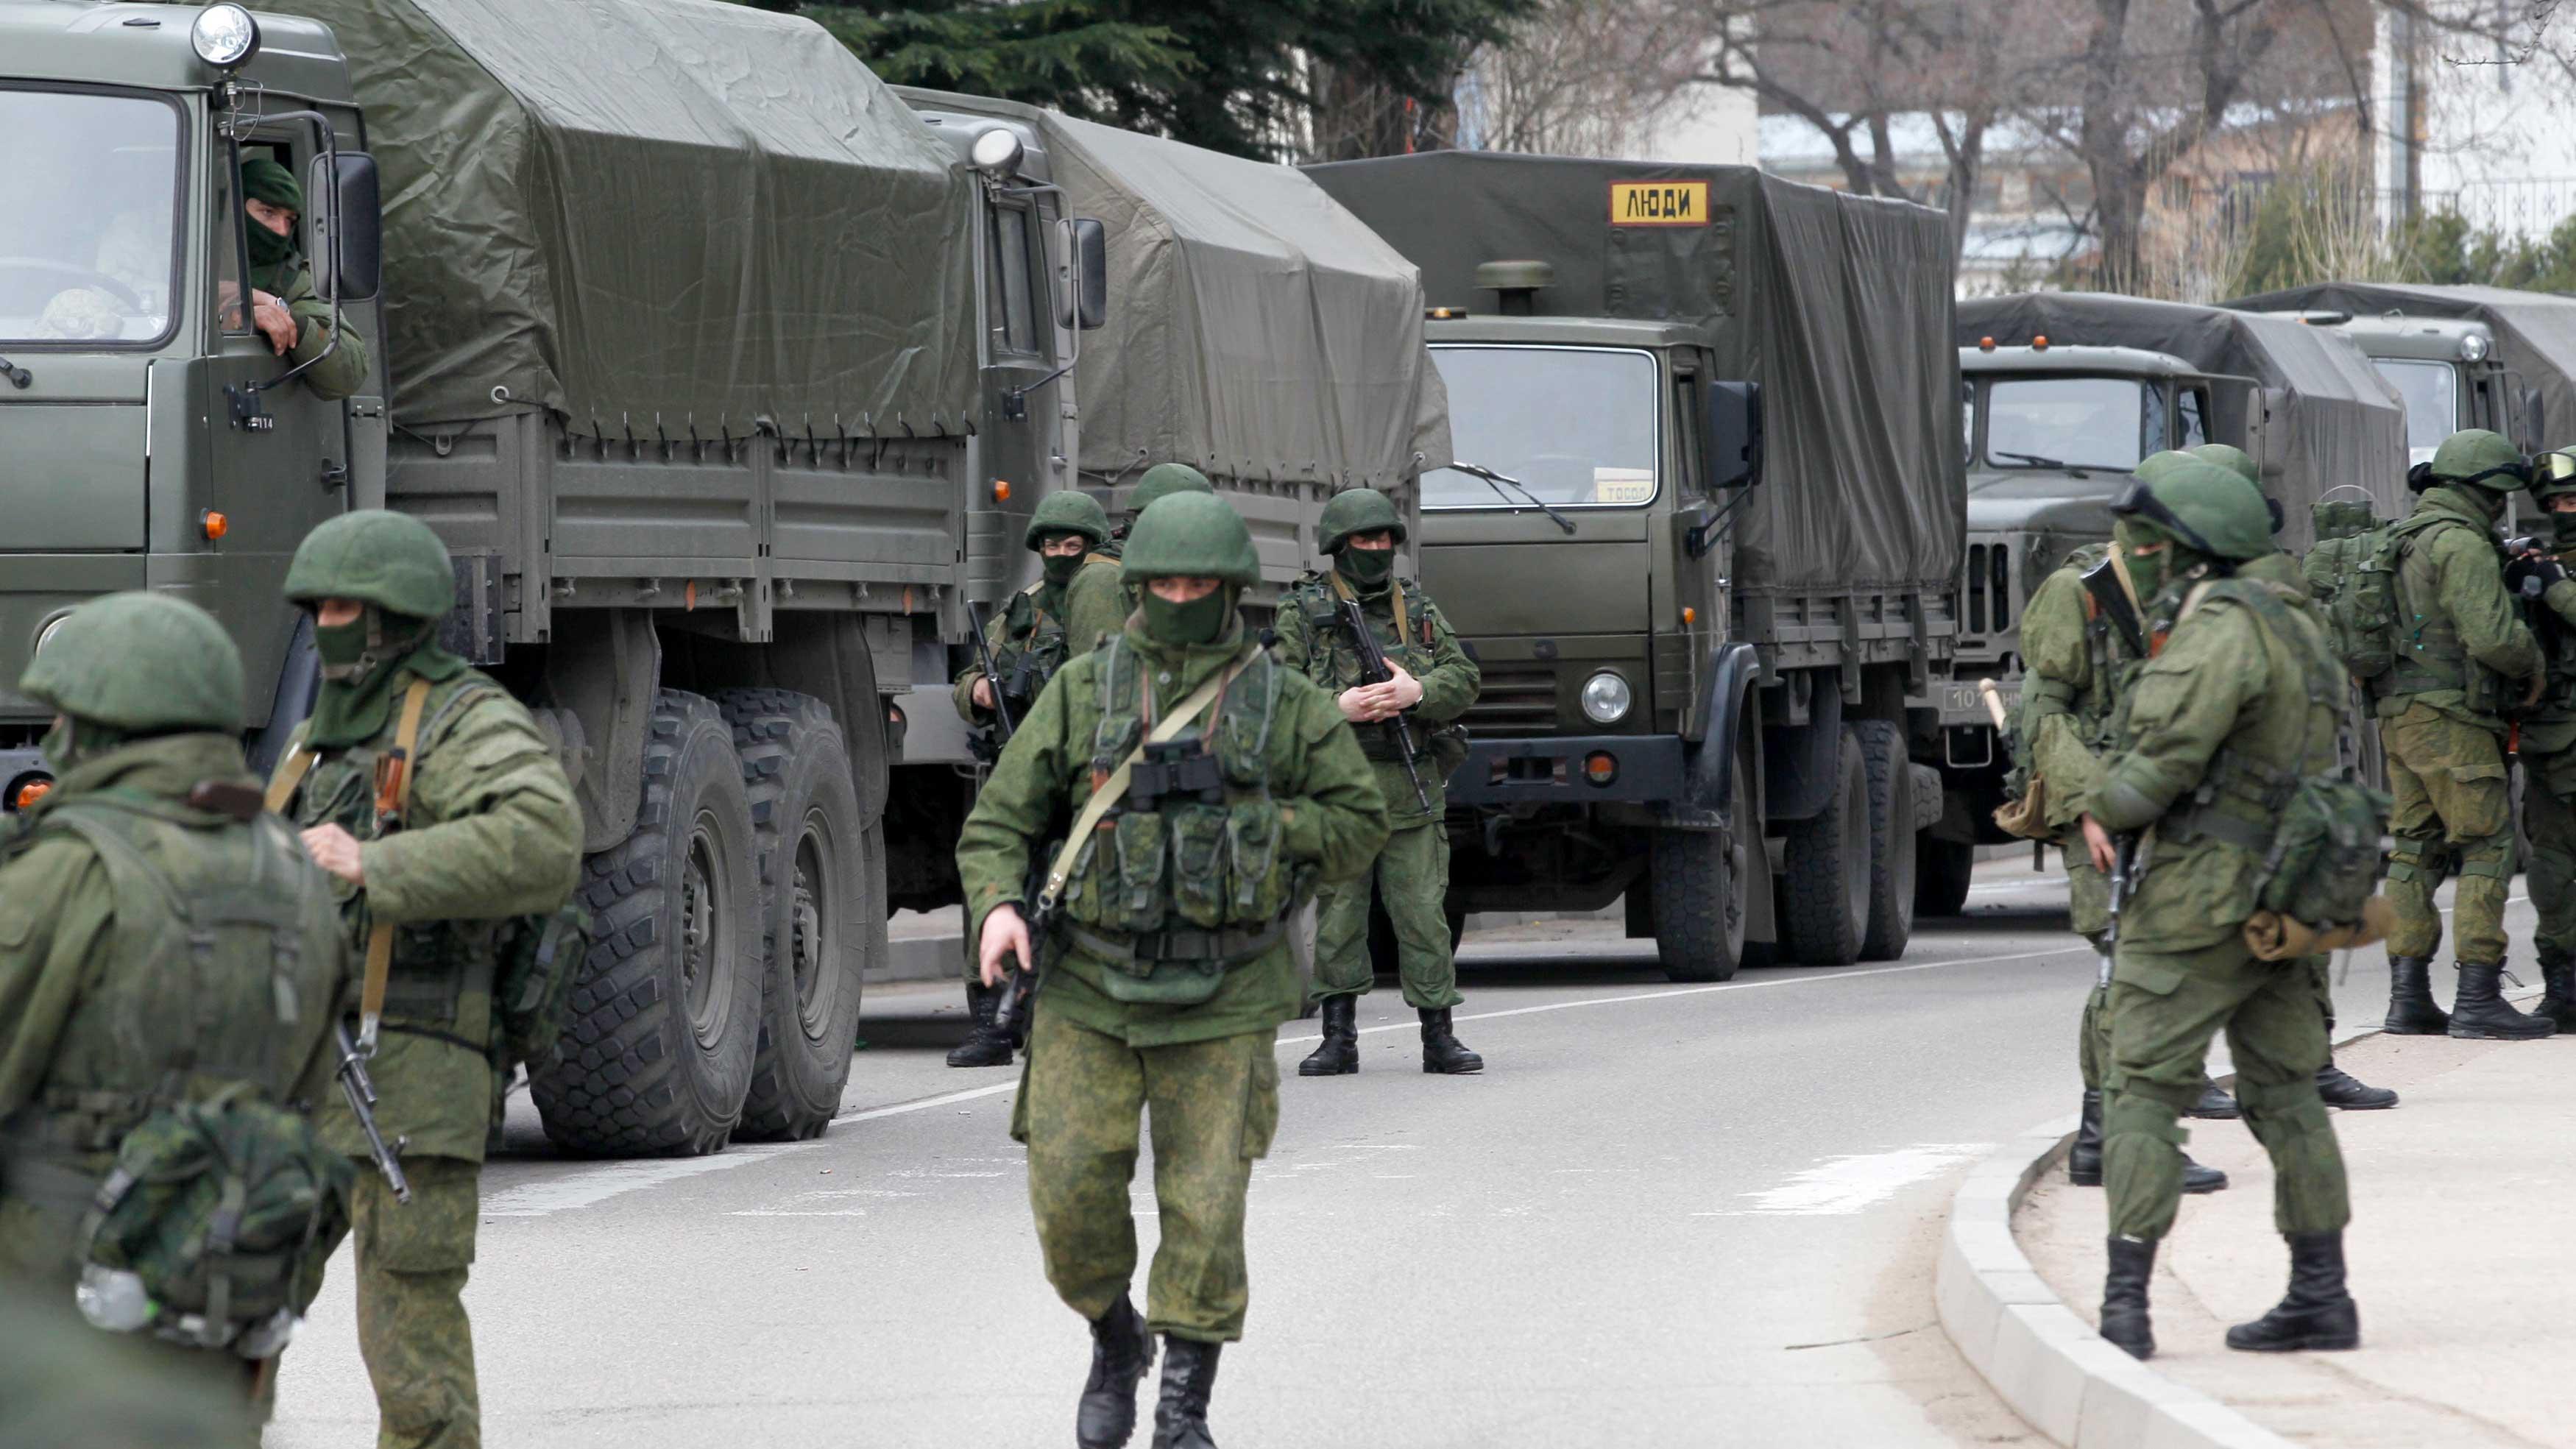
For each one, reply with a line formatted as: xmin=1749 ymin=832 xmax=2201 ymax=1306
xmin=1444 ymin=734 xmax=1685 ymax=807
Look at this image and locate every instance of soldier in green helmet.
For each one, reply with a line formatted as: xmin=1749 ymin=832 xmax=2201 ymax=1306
xmin=2078 ymin=459 xmax=2363 ymax=1361
xmin=266 ymin=511 xmax=583 ymax=1449
xmin=227 ymin=156 xmax=369 ymax=402
xmin=947 ymin=490 xmax=1115 ymax=1069
xmin=2372 ymin=429 xmax=2549 ymax=1040
xmin=955 ymin=491 xmax=1387 ymax=1449
xmin=2504 ymin=447 xmax=2576 ymax=1029
xmin=1062 ymin=463 xmax=1217 ymax=655
xmin=1274 ymin=486 xmax=1486 ymax=1074
xmin=0 ymin=593 xmax=349 ymax=1427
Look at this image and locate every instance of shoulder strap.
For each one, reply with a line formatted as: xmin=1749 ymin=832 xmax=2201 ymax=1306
xmin=263 ymin=748 xmax=315 ymax=815
xmin=357 ymin=679 xmax=434 ymax=1052
xmin=1036 ymin=644 xmax=1261 ymax=912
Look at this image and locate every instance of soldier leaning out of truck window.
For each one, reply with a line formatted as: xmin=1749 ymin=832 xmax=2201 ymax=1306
xmin=219 ymin=157 xmax=369 ymax=402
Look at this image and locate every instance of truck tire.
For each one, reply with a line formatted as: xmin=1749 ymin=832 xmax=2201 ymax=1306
xmin=1652 ymin=826 xmax=1744 ymax=982
xmin=1851 ymin=720 xmax=1917 ymax=960
xmin=1915 ymin=834 xmax=1975 ymax=917
xmin=1779 ymin=730 xmax=1868 ymax=966
xmin=718 ymin=690 xmax=872 ymax=1143
xmin=534 ymin=690 xmax=762 ymax=1156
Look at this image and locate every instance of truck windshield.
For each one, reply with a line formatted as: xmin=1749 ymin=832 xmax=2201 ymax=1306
xmin=2372 ymin=359 xmax=2458 ymax=464
xmin=1982 ymin=376 xmax=2158 ymax=471
xmin=1423 ymin=345 xmax=1659 ymax=508
xmin=0 ymin=89 xmax=180 ymax=347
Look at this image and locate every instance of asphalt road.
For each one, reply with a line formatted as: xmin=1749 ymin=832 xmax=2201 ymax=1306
xmin=263 ymin=854 xmax=2414 ymax=1448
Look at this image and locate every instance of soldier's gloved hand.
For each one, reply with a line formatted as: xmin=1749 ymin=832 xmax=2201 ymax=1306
xmin=978 ymin=903 xmax=1032 ymax=988
xmin=2506 ymin=550 xmax=2570 ymax=598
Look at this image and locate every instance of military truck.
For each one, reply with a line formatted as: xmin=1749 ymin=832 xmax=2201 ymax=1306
xmin=2226 ymin=283 xmax=2569 ymax=464
xmin=0 ymin=0 xmax=1440 ymax=1158
xmin=1309 ymin=153 xmax=1962 ymax=980
xmin=1939 ymin=293 xmax=2410 ymax=853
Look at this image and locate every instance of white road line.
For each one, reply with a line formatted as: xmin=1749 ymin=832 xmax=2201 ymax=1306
xmin=484 ymin=941 xmax=2088 ymax=1218
xmin=1701 ymin=1142 xmax=1991 ymax=1216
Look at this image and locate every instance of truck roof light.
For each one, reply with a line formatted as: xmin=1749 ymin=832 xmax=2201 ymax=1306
xmin=969 ymin=128 xmax=1024 ymax=179
xmin=1978 ymin=336 xmax=1995 ymax=351
xmin=191 ymin=4 xmax=261 ymax=69
xmin=2031 ymin=335 xmax=2050 ymax=351
xmin=2461 ymin=333 xmax=2491 ymax=362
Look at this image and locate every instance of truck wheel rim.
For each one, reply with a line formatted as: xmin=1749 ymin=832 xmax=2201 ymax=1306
xmin=682 ymin=809 xmax=736 ymax=1046
xmin=1842 ymin=768 xmax=1867 ymax=923
xmin=789 ymin=809 xmax=838 ymax=1037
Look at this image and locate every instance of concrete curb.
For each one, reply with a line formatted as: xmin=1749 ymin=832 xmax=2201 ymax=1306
xmin=1935 ymin=1119 xmax=2299 ymax=1449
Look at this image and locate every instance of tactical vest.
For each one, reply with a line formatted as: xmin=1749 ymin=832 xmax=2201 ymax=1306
xmin=2536 ymin=546 xmax=2576 ymax=723
xmin=1287 ymin=573 xmax=1451 ymax=765
xmin=0 ymin=792 xmax=340 ymax=1163
xmin=995 ymin=580 xmax=1072 ymax=710
xmin=2151 ymin=579 xmax=2346 ymax=854
xmin=280 ymin=675 xmax=503 ymax=1044
xmin=1058 ymin=637 xmax=1295 ymax=952
xmin=2385 ymin=513 xmax=2501 ymax=709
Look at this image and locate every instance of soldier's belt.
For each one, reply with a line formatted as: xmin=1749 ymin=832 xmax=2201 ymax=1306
xmin=2160 ymin=801 xmax=2272 ymax=853
xmin=1067 ymin=919 xmax=1286 ymax=968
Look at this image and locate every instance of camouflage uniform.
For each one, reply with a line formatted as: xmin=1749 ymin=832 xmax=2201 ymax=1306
xmin=239 ymin=157 xmax=369 ymax=403
xmin=1273 ymin=487 xmax=1485 ymax=1077
xmin=955 ymin=492 xmax=1386 ymax=1448
xmin=268 ymin=513 xmax=582 ymax=1449
xmin=2082 ymin=461 xmax=2356 ymax=1363
xmin=1061 ymin=464 xmax=1217 ymax=656
xmin=0 ymin=1275 xmax=261 ymax=1448
xmin=2371 ymin=435 xmax=2544 ymax=1037
xmin=2510 ymin=453 xmax=2576 ymax=1029
xmin=0 ymin=594 xmax=348 ymax=1432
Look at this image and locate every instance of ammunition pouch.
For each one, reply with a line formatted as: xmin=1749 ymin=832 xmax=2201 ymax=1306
xmin=1067 ymin=917 xmax=1288 ymax=1007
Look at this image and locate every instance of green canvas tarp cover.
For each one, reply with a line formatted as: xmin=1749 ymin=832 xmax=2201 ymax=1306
xmin=899 ymin=89 xmax=1447 ymax=488
xmin=1306 ymin=152 xmax=1964 ymax=595
xmin=1958 ymin=292 xmax=2411 ymax=548
xmin=286 ymin=0 xmax=978 ymax=433
xmin=2227 ymin=282 xmax=2576 ymax=457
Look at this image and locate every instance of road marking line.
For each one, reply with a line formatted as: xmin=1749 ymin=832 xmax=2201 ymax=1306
xmin=1700 ymin=1143 xmax=1991 ymax=1216
xmin=481 ymin=1144 xmax=804 ymax=1217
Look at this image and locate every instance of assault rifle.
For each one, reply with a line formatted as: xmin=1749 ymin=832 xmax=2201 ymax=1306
xmin=966 ymin=602 xmax=1016 ymax=765
xmin=2079 ymin=551 xmax=2148 ymax=659
xmin=1337 ymin=596 xmax=1431 ymax=812
xmin=334 ymin=1021 xmax=410 ymax=1205
xmin=990 ymin=852 xmax=1055 ymax=1041
xmin=2098 ymin=832 xmax=2140 ymax=991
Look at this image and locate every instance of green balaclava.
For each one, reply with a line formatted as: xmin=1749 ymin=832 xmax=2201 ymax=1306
xmin=2112 ymin=517 xmax=2179 ymax=602
xmin=1039 ymin=545 xmax=1086 ymax=589
xmin=284 ymin=511 xmax=467 ymax=748
xmin=1337 ymin=545 xmax=1393 ymax=589
xmin=1142 ymin=584 xmax=1236 ymax=646
xmin=239 ymin=156 xmax=302 ymax=274
xmin=36 ymin=718 xmax=131 ymax=775
xmin=1122 ymin=492 xmax=1259 ymax=647
xmin=305 ymin=607 xmax=457 ymax=748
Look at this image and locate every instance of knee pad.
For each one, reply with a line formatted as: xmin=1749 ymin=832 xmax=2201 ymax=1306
xmin=2385 ymin=838 xmax=2440 ymax=884
xmin=2459 ymin=834 xmax=2516 ymax=880
xmin=2234 ymin=1078 xmax=2331 ymax=1134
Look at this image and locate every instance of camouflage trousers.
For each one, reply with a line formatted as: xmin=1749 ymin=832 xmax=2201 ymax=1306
xmin=1312 ymin=818 xmax=1459 ymax=1009
xmin=1013 ymin=1006 xmax=1280 ymax=1342
xmin=2522 ymin=745 xmax=2576 ymax=963
xmin=348 ymin=1155 xmax=479 ymax=1449
xmin=2381 ymin=704 xmax=2516 ymax=963
xmin=2101 ymin=938 xmax=2347 ymax=1243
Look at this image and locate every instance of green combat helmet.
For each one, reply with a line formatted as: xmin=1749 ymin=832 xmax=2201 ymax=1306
xmin=2530 ymin=447 xmax=2576 ymax=506
xmin=1317 ymin=487 xmax=1406 ymax=555
xmin=1024 ymin=490 xmax=1110 ymax=551
xmin=1128 ymin=463 xmax=1214 ymax=520
xmin=2109 ymin=458 xmax=2274 ymax=562
xmin=284 ymin=509 xmax=456 ymax=621
xmin=2430 ymin=428 xmax=2528 ymax=491
xmin=20 ymin=592 xmax=246 ymax=734
xmin=2191 ymin=443 xmax=2260 ymax=486
xmin=2130 ymin=450 xmax=2198 ymax=484
xmin=1121 ymin=492 xmax=1261 ymax=587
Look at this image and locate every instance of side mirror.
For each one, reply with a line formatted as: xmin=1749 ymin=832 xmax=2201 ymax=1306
xmin=311 ymin=151 xmax=381 ymax=302
xmin=1708 ymin=380 xmax=1763 ymax=489
xmin=2525 ymin=387 xmax=2547 ymax=451
xmin=1063 ymin=216 xmax=1108 ymax=331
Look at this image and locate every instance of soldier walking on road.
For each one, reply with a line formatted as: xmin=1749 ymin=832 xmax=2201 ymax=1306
xmin=266 ymin=511 xmax=583 ymax=1449
xmin=2079 ymin=462 xmax=2366 ymax=1361
xmin=1062 ymin=464 xmax=1217 ymax=656
xmin=0 ymin=594 xmax=349 ymax=1432
xmin=2371 ymin=431 xmax=2550 ymax=1039
xmin=948 ymin=490 xmax=1114 ymax=1069
xmin=1273 ymin=487 xmax=1485 ymax=1076
xmin=955 ymin=492 xmax=1387 ymax=1449
xmin=2503 ymin=450 xmax=2576 ymax=1030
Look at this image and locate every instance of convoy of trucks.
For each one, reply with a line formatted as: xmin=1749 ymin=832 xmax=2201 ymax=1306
xmin=12 ymin=0 xmax=2573 ymax=1164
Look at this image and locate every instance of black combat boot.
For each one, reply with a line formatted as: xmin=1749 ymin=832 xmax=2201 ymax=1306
xmin=2100 ymin=1236 xmax=2156 ymax=1360
xmin=1297 ymin=996 xmax=1359 ymax=1077
xmin=2448 ymin=960 xmax=2557 ymax=1040
xmin=2184 ymin=1078 xmax=2240 ymax=1119
xmin=1078 ymin=1295 xmax=1156 ymax=1449
xmin=2536 ymin=948 xmax=2576 ymax=1033
xmin=2315 ymin=1057 xmax=2398 ymax=1110
xmin=2225 ymin=1231 xmax=2360 ymax=1352
xmin=2383 ymin=954 xmax=2449 ymax=1035
xmin=2069 ymin=1091 xmax=2226 ymax=1194
xmin=1419 ymin=1007 xmax=1484 ymax=1074
xmin=1151 ymin=1337 xmax=1221 ymax=1449
xmin=945 ymin=984 xmax=1016 ymax=1068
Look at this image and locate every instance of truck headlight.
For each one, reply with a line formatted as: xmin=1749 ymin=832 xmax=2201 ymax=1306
xmin=1580 ymin=670 xmax=1632 ymax=725
xmin=2461 ymin=333 xmax=2491 ymax=363
xmin=192 ymin=4 xmax=262 ymax=69
xmin=33 ymin=614 xmax=69 ymax=658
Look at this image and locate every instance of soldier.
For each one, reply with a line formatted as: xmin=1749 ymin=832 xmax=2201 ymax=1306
xmin=2372 ymin=430 xmax=2549 ymax=1039
xmin=2078 ymin=461 xmax=2360 ymax=1361
xmin=2017 ymin=454 xmax=2226 ymax=1197
xmin=2505 ymin=448 xmax=2576 ymax=1030
xmin=1274 ymin=487 xmax=1485 ymax=1075
xmin=0 ymin=593 xmax=348 ymax=1426
xmin=947 ymin=489 xmax=1114 ymax=1069
xmin=231 ymin=157 xmax=369 ymax=401
xmin=1062 ymin=463 xmax=1218 ymax=655
xmin=956 ymin=492 xmax=1387 ymax=1449
xmin=266 ymin=511 xmax=584 ymax=1449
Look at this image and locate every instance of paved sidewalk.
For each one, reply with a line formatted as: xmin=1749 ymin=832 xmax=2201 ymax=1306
xmin=2018 ymin=1024 xmax=2576 ymax=1448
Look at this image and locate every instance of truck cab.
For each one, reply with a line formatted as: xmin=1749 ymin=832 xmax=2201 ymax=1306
xmin=2259 ymin=311 xmax=2534 ymax=461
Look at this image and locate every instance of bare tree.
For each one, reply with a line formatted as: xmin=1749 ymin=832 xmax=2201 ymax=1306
xmin=1457 ymin=0 xmax=1704 ymax=158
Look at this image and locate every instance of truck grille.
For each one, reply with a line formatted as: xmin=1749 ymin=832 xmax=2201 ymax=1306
xmin=1462 ymin=667 xmax=1557 ymax=732
xmin=1964 ymin=540 xmax=2011 ymax=637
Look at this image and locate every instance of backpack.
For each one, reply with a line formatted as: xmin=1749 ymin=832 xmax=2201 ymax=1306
xmin=491 ymin=900 xmax=590 ymax=1073
xmin=2305 ymin=499 xmax=2453 ymax=693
